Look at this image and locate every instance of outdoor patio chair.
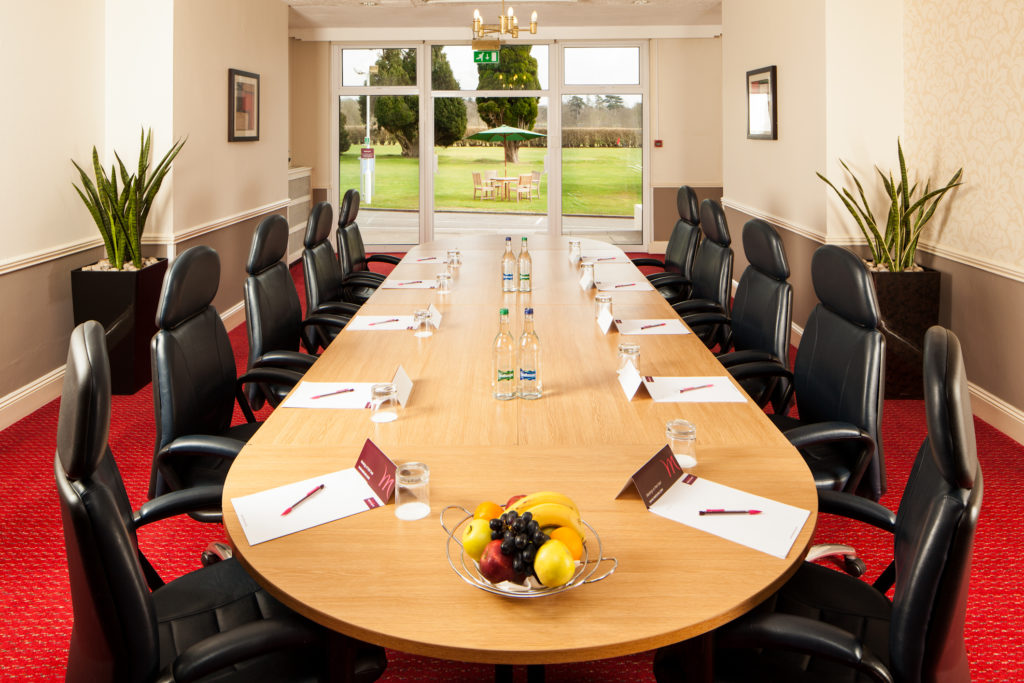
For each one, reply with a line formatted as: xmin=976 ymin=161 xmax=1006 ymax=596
xmin=515 ymin=173 xmax=533 ymax=201
xmin=531 ymin=170 xmax=542 ymax=198
xmin=473 ymin=171 xmax=496 ymax=200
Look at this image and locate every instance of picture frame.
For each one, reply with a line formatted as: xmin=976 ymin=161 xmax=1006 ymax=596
xmin=746 ymin=66 xmax=777 ymax=140
xmin=228 ymin=68 xmax=260 ymax=142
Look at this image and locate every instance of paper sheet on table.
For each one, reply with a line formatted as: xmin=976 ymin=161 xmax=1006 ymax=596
xmin=232 ymin=468 xmax=384 ymax=546
xmin=280 ymin=382 xmax=375 ymax=409
xmin=648 ymin=474 xmax=810 ymax=559
xmin=614 ymin=318 xmax=691 ymax=335
xmin=582 ymin=253 xmax=630 ymax=264
xmin=595 ymin=280 xmax=654 ymax=291
xmin=380 ymin=279 xmax=436 ymax=289
xmin=642 ymin=376 xmax=747 ymax=403
xmin=346 ymin=315 xmax=415 ymax=331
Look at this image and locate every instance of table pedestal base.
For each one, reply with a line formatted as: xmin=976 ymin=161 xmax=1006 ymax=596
xmin=495 ymin=663 xmax=545 ymax=683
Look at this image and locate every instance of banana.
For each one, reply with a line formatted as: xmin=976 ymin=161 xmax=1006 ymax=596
xmin=521 ymin=502 xmax=585 ymax=539
xmin=506 ymin=491 xmax=579 ymax=516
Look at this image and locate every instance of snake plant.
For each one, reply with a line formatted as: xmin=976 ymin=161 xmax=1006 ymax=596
xmin=818 ymin=139 xmax=962 ymax=272
xmin=72 ymin=128 xmax=185 ymax=270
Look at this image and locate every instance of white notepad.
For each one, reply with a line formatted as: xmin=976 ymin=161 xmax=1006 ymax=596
xmin=595 ymin=280 xmax=654 ymax=291
xmin=614 ymin=318 xmax=691 ymax=335
xmin=380 ymin=279 xmax=436 ymax=289
xmin=346 ymin=315 xmax=415 ymax=331
xmin=643 ymin=376 xmax=747 ymax=403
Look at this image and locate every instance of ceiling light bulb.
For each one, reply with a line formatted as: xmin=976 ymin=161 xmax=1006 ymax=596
xmin=474 ymin=9 xmax=481 ymax=20
xmin=531 ymin=11 xmax=537 ymax=21
xmin=508 ymin=7 xmax=514 ymax=18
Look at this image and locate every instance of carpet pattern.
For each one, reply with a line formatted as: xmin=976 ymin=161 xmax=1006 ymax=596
xmin=1 ymin=259 xmax=1021 ymax=681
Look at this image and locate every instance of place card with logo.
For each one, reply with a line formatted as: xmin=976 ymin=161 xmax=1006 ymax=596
xmin=616 ymin=445 xmax=687 ymax=508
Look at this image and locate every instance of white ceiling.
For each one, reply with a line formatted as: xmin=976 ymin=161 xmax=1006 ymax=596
xmin=286 ymin=0 xmax=721 ymax=30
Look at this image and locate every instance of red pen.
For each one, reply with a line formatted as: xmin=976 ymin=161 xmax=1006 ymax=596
xmin=416 ymin=257 xmax=436 ymax=261
xmin=369 ymin=318 xmax=400 ymax=326
xmin=641 ymin=322 xmax=667 ymax=330
xmin=699 ymin=509 xmax=762 ymax=515
xmin=679 ymin=383 xmax=714 ymax=394
xmin=281 ymin=484 xmax=325 ymax=516
xmin=398 ymin=280 xmax=423 ymax=286
xmin=311 ymin=388 xmax=354 ymax=399
xmin=614 ymin=283 xmax=636 ymax=288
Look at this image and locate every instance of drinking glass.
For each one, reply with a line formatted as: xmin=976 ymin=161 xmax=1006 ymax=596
xmin=568 ymin=240 xmax=582 ymax=264
xmin=580 ymin=261 xmax=595 ymax=289
xmin=617 ymin=342 xmax=640 ymax=374
xmin=413 ymin=309 xmax=432 ymax=337
xmin=370 ymin=383 xmax=400 ymax=423
xmin=666 ymin=419 xmax=697 ymax=468
xmin=595 ymin=293 xmax=613 ymax=319
xmin=436 ymin=272 xmax=453 ymax=293
xmin=447 ymin=249 xmax=459 ymax=268
xmin=395 ymin=462 xmax=430 ymax=520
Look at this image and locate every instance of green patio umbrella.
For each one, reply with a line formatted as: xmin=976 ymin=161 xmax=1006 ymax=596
xmin=466 ymin=124 xmax=546 ymax=176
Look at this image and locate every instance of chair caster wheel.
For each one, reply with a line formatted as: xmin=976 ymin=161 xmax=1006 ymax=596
xmin=844 ymin=556 xmax=866 ymax=577
xmin=201 ymin=541 xmax=233 ymax=566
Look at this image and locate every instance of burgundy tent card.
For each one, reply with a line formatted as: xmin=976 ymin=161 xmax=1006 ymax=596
xmin=355 ymin=439 xmax=398 ymax=503
xmin=616 ymin=445 xmax=690 ymax=508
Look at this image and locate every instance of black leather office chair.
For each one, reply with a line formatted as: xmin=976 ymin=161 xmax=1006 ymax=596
xmin=244 ymin=214 xmax=353 ymax=407
xmin=655 ymin=325 xmax=982 ymax=683
xmin=671 ymin=199 xmax=734 ymax=348
xmin=632 ymin=186 xmax=702 ymax=304
xmin=683 ymin=218 xmax=792 ymax=411
xmin=149 ymin=246 xmax=302 ymax=517
xmin=337 ymin=188 xmax=399 ymax=280
xmin=302 ymin=201 xmax=380 ymax=348
xmin=731 ymin=245 xmax=886 ymax=500
xmin=57 ymin=321 xmax=387 ymax=683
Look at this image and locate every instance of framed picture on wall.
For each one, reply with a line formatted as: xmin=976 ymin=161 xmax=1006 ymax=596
xmin=746 ymin=66 xmax=777 ymax=140
xmin=228 ymin=68 xmax=260 ymax=142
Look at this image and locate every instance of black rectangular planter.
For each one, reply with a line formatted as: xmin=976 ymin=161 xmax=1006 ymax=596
xmin=871 ymin=267 xmax=941 ymax=400
xmin=71 ymin=258 xmax=168 ymax=395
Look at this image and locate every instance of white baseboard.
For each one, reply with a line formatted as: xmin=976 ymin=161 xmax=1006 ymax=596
xmin=0 ymin=301 xmax=247 ymax=433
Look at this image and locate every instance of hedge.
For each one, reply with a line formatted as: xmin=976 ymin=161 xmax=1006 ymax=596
xmin=343 ymin=125 xmax=641 ymax=149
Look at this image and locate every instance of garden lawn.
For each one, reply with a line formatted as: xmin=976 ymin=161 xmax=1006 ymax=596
xmin=339 ymin=145 xmax=641 ymax=216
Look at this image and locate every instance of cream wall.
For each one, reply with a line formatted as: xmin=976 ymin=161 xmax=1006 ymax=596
xmin=0 ymin=0 xmax=106 ymax=262
xmin=172 ymin=0 xmax=289 ymax=235
xmin=650 ymin=37 xmax=723 ymax=188
xmin=721 ymin=0 xmax=827 ymax=236
xmin=290 ymin=39 xmax=332 ymax=189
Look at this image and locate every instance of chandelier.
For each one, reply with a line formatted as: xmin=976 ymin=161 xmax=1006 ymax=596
xmin=472 ymin=1 xmax=537 ymax=40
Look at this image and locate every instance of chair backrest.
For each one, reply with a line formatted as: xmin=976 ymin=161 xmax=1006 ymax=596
xmin=730 ymin=218 xmax=792 ymax=364
xmin=150 ymin=246 xmax=237 ymax=497
xmin=795 ymin=245 xmax=885 ymax=499
xmin=483 ymin=169 xmax=497 ymax=183
xmin=58 ymin=321 xmax=161 ymax=682
xmin=689 ymin=198 xmax=733 ymax=313
xmin=889 ymin=326 xmax=981 ymax=682
xmin=518 ymin=173 xmax=532 ymax=186
xmin=302 ymin=200 xmax=344 ymax=316
xmin=338 ymin=190 xmax=370 ymax=275
xmin=473 ymin=171 xmax=483 ymax=187
xmin=244 ymin=214 xmax=302 ymax=406
xmin=662 ymin=186 xmax=702 ymax=277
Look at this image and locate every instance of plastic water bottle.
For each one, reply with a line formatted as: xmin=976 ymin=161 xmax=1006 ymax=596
xmin=518 ymin=307 xmax=542 ymax=399
xmin=493 ymin=307 xmax=516 ymax=400
xmin=517 ymin=237 xmax=532 ymax=292
xmin=501 ymin=237 xmax=516 ymax=292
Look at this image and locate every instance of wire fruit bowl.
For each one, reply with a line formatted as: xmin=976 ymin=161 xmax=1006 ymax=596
xmin=440 ymin=505 xmax=617 ymax=598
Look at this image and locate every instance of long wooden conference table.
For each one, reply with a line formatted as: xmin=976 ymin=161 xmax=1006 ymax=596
xmin=222 ymin=235 xmax=818 ymax=679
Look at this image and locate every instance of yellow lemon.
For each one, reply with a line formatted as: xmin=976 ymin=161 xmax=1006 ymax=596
xmin=549 ymin=526 xmax=584 ymax=562
xmin=533 ymin=539 xmax=575 ymax=588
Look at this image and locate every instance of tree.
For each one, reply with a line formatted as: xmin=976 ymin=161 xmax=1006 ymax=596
xmin=338 ymin=109 xmax=351 ymax=154
xmin=357 ymin=47 xmax=466 ymax=157
xmin=567 ymin=95 xmax=585 ymax=123
xmin=603 ymin=94 xmax=625 ymax=110
xmin=476 ymin=45 xmax=541 ymax=164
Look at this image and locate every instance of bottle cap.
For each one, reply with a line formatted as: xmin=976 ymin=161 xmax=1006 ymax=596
xmin=524 ymin=307 xmax=534 ymax=315
xmin=500 ymin=308 xmax=509 ymax=315
xmin=505 ymin=236 xmax=511 ymax=241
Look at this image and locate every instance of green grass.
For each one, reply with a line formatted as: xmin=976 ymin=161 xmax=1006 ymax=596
xmin=339 ymin=145 xmax=641 ymax=216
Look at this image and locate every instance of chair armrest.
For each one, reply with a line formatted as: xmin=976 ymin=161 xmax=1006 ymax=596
xmin=783 ymin=421 xmax=874 ymax=452
xmin=312 ymin=301 xmax=361 ymax=318
xmin=727 ymin=360 xmax=791 ymax=382
xmin=133 ymin=485 xmax=225 ymax=528
xmin=631 ymin=257 xmax=665 ymax=269
xmin=252 ymin=350 xmax=317 ymax=373
xmin=647 ymin=272 xmax=690 ymax=287
xmin=681 ymin=311 xmax=730 ymax=329
xmin=717 ymin=349 xmax=780 ymax=368
xmin=818 ymin=490 xmax=896 ymax=533
xmin=164 ymin=618 xmax=321 ymax=683
xmin=236 ymin=366 xmax=304 ymax=420
xmin=344 ymin=272 xmax=385 ymax=286
xmin=366 ymin=254 xmax=401 ymax=266
xmin=672 ymin=298 xmax=724 ymax=316
xmin=720 ymin=613 xmax=893 ymax=683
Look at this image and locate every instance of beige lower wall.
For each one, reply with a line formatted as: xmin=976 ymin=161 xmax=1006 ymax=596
xmin=724 ymin=204 xmax=1024 ymax=444
xmin=0 ymin=212 xmax=278 ymax=431
xmin=653 ymin=186 xmax=723 ymax=244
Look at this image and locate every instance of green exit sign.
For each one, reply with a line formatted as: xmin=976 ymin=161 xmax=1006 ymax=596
xmin=473 ymin=50 xmax=499 ymax=65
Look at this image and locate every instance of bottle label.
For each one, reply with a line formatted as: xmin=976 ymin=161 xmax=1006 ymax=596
xmin=497 ymin=369 xmax=515 ymax=382
xmin=519 ymin=274 xmax=530 ymax=281
xmin=502 ymin=273 xmax=513 ymax=281
xmin=519 ymin=369 xmax=537 ymax=381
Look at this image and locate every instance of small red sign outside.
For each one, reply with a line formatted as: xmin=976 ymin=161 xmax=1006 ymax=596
xmin=360 ymin=148 xmax=375 ymax=159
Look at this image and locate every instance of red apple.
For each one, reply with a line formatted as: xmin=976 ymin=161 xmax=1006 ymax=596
xmin=478 ymin=540 xmax=523 ymax=584
xmin=504 ymin=494 xmax=525 ymax=509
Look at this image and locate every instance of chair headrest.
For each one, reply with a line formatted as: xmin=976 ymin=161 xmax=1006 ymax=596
xmin=156 ymin=246 xmax=220 ymax=330
xmin=810 ymin=245 xmax=879 ymax=329
xmin=338 ymin=190 xmax=354 ymax=229
xmin=246 ymin=214 xmax=288 ymax=275
xmin=304 ymin=201 xmax=333 ymax=248
xmin=742 ymin=219 xmax=789 ymax=281
xmin=677 ymin=186 xmax=699 ymax=224
xmin=57 ymin=321 xmax=111 ymax=480
xmin=346 ymin=190 xmax=360 ymax=225
xmin=923 ymin=326 xmax=978 ymax=489
xmin=699 ymin=199 xmax=731 ymax=247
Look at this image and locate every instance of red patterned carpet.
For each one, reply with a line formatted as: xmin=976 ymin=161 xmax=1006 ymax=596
xmin=1 ymin=260 xmax=1022 ymax=681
